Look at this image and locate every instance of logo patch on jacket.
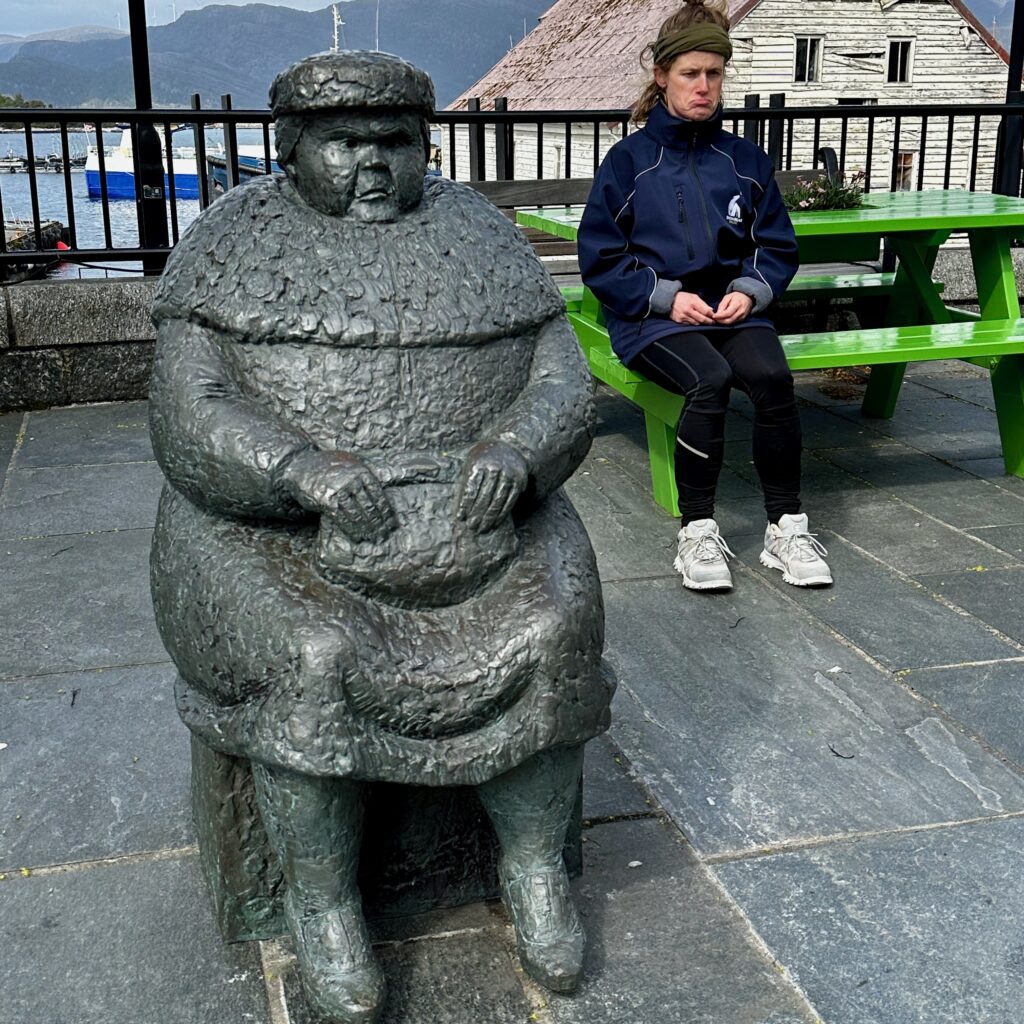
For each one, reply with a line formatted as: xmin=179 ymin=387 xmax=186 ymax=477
xmin=727 ymin=194 xmax=744 ymax=225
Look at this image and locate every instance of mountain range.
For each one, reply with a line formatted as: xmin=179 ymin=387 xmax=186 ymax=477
xmin=0 ymin=2 xmax=552 ymax=109
xmin=0 ymin=0 xmax=1014 ymax=111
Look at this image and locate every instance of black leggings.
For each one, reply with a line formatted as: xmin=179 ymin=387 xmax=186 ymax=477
xmin=627 ymin=325 xmax=802 ymax=524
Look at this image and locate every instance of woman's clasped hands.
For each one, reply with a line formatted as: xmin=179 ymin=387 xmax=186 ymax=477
xmin=669 ymin=289 xmax=754 ymax=327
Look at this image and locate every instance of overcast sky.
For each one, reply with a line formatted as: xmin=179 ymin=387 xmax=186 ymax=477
xmin=2 ymin=1 xmax=333 ymax=36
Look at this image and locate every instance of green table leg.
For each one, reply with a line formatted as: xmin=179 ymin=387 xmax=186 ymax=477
xmin=861 ymin=366 xmax=907 ymax=419
xmin=970 ymin=228 xmax=1021 ymax=321
xmin=991 ymin=354 xmax=1024 ymax=477
xmin=861 ymin=236 xmax=947 ymax=418
xmin=645 ymin=413 xmax=680 ymax=516
xmin=970 ymin=228 xmax=1024 ymax=474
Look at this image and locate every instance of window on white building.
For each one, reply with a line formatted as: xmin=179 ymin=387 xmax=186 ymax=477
xmin=888 ymin=39 xmax=913 ymax=83
xmin=895 ymin=151 xmax=915 ymax=190
xmin=794 ymin=37 xmax=822 ymax=83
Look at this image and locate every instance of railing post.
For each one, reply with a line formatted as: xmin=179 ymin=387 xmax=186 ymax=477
xmin=767 ymin=93 xmax=785 ymax=171
xmin=742 ymin=94 xmax=760 ymax=145
xmin=128 ymin=0 xmax=168 ymax=275
xmin=467 ymin=97 xmax=485 ymax=181
xmin=494 ymin=97 xmax=513 ymax=180
xmin=995 ymin=91 xmax=1024 ymax=197
xmin=191 ymin=94 xmax=211 ymax=210
xmin=222 ymin=94 xmax=240 ymax=191
xmin=995 ymin=0 xmax=1024 ymax=197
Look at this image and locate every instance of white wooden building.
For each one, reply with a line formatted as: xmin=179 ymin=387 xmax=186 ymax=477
xmin=441 ymin=0 xmax=1011 ymax=190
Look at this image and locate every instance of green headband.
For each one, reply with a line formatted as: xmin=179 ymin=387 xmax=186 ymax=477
xmin=652 ymin=25 xmax=733 ymax=66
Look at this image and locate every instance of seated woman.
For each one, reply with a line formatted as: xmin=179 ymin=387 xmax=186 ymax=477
xmin=578 ymin=0 xmax=832 ymax=592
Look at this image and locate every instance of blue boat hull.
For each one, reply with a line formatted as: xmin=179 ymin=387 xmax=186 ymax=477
xmin=86 ymin=169 xmax=202 ymax=200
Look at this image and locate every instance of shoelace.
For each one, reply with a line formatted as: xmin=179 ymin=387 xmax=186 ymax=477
xmin=693 ymin=531 xmax=735 ymax=563
xmin=779 ymin=529 xmax=828 ymax=562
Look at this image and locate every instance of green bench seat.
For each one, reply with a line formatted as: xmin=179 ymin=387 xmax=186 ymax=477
xmin=566 ymin=307 xmax=1024 ymax=516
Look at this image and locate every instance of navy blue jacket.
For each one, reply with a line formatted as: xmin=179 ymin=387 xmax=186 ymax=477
xmin=578 ymin=101 xmax=799 ymax=365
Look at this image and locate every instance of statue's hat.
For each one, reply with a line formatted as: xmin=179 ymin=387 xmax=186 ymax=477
xmin=270 ymin=51 xmax=435 ymax=119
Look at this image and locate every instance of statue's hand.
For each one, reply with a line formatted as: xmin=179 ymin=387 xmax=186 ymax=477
xmin=455 ymin=441 xmax=529 ymax=532
xmin=277 ymin=448 xmax=396 ymax=542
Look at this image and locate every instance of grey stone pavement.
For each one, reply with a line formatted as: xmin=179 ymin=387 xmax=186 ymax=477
xmin=5 ymin=359 xmax=1024 ymax=1024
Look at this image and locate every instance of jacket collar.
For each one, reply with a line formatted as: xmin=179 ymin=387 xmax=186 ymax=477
xmin=643 ymin=98 xmax=724 ymax=148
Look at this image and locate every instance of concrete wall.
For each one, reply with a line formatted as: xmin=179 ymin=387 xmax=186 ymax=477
xmin=0 ymin=278 xmax=157 ymax=413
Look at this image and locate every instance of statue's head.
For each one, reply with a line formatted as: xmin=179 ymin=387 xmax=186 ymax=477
xmin=270 ymin=51 xmax=434 ymax=222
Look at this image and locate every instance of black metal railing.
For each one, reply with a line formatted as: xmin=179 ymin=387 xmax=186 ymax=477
xmin=0 ymin=96 xmax=1021 ymax=275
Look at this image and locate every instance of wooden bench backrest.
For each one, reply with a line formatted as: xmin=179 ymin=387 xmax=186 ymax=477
xmin=463 ymin=178 xmax=594 ymax=210
xmin=462 ymin=179 xmax=594 ymax=260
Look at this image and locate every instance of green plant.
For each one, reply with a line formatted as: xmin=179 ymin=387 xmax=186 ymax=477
xmin=782 ymin=170 xmax=865 ymax=212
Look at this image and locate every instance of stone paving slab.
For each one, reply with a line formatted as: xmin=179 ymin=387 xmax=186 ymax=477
xmin=545 ymin=819 xmax=817 ymax=1024
xmin=793 ymin=375 xmax=864 ymax=410
xmin=904 ymin=660 xmax=1024 ymax=771
xmin=583 ymin=734 xmax=654 ymax=821
xmin=0 ymin=853 xmax=270 ymax=1024
xmin=15 ymin=400 xmax=153 ymax=468
xmin=829 ymin=396 xmax=1004 ymax=463
xmin=789 ymin=404 xmax=887 ymax=452
xmin=821 ymin=494 xmax=1021 ymax=574
xmin=0 ymin=460 xmax=165 ymax=539
xmin=908 ymin=371 xmax=995 ymax=409
xmin=0 ymin=411 xmax=21 ymax=481
xmin=0 ymin=529 xmax=167 ymax=679
xmin=952 ymin=455 xmax=1024 ymax=488
xmin=820 ymin=443 xmax=1024 ymax=529
xmin=724 ymin=444 xmax=877 ymax=522
xmin=603 ymin=576 xmax=1024 ymax=857
xmin=964 ymin=523 xmax=1024 ymax=561
xmin=714 ymin=816 xmax=1024 ymax=1024
xmin=920 ymin=567 xmax=1024 ymax=647
xmin=565 ymin=461 xmax=679 ymax=582
xmin=0 ymin=663 xmax=190 ymax=871
xmin=733 ymin=532 xmax=1019 ymax=671
xmin=278 ymin=928 xmax=533 ymax=1024
xmin=282 ymin=818 xmax=818 ymax=1024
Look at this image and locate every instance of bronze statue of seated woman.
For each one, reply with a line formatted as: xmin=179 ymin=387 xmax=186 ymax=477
xmin=149 ymin=50 xmax=615 ymax=1024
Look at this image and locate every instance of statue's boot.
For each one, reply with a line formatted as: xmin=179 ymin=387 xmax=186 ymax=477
xmin=499 ymin=860 xmax=585 ymax=992
xmin=251 ymin=764 xmax=384 ymax=1023
xmin=477 ymin=745 xmax=587 ymax=994
xmin=284 ymin=889 xmax=385 ymax=1024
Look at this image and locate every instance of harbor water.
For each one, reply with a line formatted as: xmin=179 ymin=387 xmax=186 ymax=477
xmin=0 ymin=127 xmax=272 ymax=278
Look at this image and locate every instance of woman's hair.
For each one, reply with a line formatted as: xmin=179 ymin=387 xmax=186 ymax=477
xmin=632 ymin=0 xmax=732 ymax=124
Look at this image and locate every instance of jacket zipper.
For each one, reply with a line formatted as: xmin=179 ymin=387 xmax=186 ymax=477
xmin=689 ymin=149 xmax=714 ymax=255
xmin=676 ymin=190 xmax=695 ymax=262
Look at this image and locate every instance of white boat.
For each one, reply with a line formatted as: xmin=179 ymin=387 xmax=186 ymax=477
xmin=85 ymin=127 xmax=204 ymax=200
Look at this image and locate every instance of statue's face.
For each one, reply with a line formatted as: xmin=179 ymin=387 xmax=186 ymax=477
xmin=288 ymin=111 xmax=426 ymax=221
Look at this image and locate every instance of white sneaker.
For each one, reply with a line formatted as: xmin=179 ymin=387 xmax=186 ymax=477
xmin=760 ymin=513 xmax=833 ymax=587
xmin=674 ymin=518 xmax=735 ymax=591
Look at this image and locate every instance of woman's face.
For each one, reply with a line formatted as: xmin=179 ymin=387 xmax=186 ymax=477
xmin=654 ymin=51 xmax=725 ymax=121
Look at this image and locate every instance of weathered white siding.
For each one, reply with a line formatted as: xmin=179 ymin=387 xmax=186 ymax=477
xmin=437 ymin=122 xmax=624 ymax=182
xmin=727 ymin=0 xmax=1007 ymax=189
xmin=440 ymin=0 xmax=1010 ymax=192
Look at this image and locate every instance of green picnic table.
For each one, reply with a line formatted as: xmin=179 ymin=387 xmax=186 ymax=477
xmin=517 ymin=190 xmax=1024 ymax=515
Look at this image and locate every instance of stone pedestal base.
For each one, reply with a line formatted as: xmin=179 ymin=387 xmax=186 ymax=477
xmin=190 ymin=735 xmax=583 ymax=942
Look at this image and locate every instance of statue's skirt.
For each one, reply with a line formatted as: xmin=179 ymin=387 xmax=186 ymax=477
xmin=151 ymin=485 xmax=614 ymax=787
